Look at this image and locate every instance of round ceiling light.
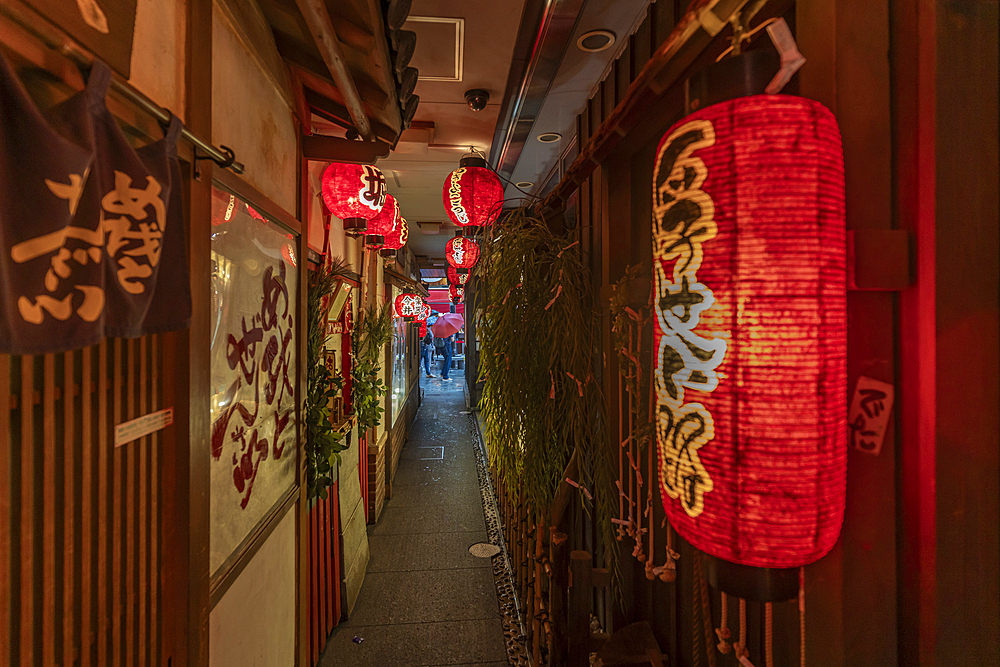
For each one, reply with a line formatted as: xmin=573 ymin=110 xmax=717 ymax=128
xmin=515 ymin=181 xmax=534 ymax=189
xmin=537 ymin=132 xmax=562 ymax=143
xmin=577 ymin=29 xmax=616 ymax=53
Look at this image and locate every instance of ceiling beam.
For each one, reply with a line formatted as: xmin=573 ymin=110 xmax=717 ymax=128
xmin=305 ymin=87 xmax=400 ymax=145
xmin=302 ymin=134 xmax=391 ymax=163
xmin=293 ymin=0 xmax=375 ymax=140
xmin=274 ymin=31 xmax=390 ymax=110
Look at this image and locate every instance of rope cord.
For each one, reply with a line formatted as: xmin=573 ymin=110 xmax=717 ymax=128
xmin=733 ymin=597 xmax=749 ymax=659
xmin=697 ymin=555 xmax=718 ymax=667
xmin=799 ymin=567 xmax=806 ymax=667
xmin=716 ymin=592 xmax=732 ymax=653
xmin=765 ymin=602 xmax=774 ymax=667
xmin=693 ymin=554 xmax=704 ymax=667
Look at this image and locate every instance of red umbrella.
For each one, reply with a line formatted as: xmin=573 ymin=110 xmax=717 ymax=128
xmin=431 ymin=313 xmax=464 ymax=338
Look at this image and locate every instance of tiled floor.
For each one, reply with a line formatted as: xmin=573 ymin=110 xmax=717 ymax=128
xmin=319 ymin=378 xmax=508 ymax=667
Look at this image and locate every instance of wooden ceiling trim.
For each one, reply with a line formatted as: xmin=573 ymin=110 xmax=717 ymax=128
xmin=305 ymin=87 xmax=400 ymax=145
xmin=292 ymin=0 xmax=376 ymax=140
xmin=275 ymin=35 xmax=391 ymax=110
xmin=302 ymin=134 xmax=392 ymax=163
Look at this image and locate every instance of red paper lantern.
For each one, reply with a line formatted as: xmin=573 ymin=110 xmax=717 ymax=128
xmin=415 ymin=302 xmax=432 ymax=321
xmin=365 ymin=194 xmax=399 ymax=247
xmin=442 ymin=156 xmax=503 ymax=227
xmin=393 ymin=293 xmax=422 ymax=318
xmin=321 ymin=162 xmax=386 ymax=233
xmin=445 ymin=236 xmax=479 ymax=274
xmin=211 ymin=190 xmax=238 ymax=226
xmin=380 ymin=217 xmax=409 ymax=258
xmin=446 ymin=265 xmax=469 ymax=286
xmin=652 ymin=95 xmax=847 ymax=569
xmin=448 ymin=283 xmax=465 ymax=303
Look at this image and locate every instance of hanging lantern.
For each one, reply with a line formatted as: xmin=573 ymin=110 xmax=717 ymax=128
xmin=446 ymin=265 xmax=469 ymax=287
xmin=380 ymin=217 xmax=409 ymax=258
xmin=652 ymin=95 xmax=847 ymax=570
xmin=393 ymin=293 xmax=422 ymax=319
xmin=448 ymin=283 xmax=465 ymax=303
xmin=442 ymin=156 xmax=503 ymax=228
xmin=364 ymin=194 xmax=399 ymax=248
xmin=445 ymin=236 xmax=479 ymax=274
xmin=321 ymin=162 xmax=386 ymax=234
xmin=415 ymin=302 xmax=432 ymax=322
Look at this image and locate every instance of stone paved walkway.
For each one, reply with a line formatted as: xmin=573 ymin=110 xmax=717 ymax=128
xmin=319 ymin=378 xmax=508 ymax=667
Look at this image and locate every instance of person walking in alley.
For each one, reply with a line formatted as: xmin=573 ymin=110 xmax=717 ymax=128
xmin=440 ymin=334 xmax=454 ymax=381
xmin=421 ymin=331 xmax=435 ymax=378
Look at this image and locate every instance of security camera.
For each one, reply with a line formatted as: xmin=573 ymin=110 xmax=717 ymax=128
xmin=464 ymin=89 xmax=489 ymax=112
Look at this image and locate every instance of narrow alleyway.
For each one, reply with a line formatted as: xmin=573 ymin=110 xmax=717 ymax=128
xmin=320 ymin=380 xmax=509 ymax=667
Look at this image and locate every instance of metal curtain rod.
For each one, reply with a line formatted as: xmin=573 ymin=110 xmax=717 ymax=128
xmin=0 ymin=2 xmax=245 ymax=174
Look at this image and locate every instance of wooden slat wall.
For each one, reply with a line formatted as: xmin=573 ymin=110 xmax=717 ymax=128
xmin=1 ymin=335 xmax=164 ymax=666
xmin=307 ymin=486 xmax=341 ymax=666
xmin=566 ymin=2 xmax=822 ymax=664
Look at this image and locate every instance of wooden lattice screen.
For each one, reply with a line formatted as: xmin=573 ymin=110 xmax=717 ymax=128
xmin=1 ymin=335 xmax=167 ymax=666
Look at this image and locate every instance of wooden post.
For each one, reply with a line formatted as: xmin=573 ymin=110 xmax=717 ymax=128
xmin=549 ymin=529 xmax=569 ymax=667
xmin=532 ymin=523 xmax=544 ymax=666
xmin=568 ymin=550 xmax=593 ymax=667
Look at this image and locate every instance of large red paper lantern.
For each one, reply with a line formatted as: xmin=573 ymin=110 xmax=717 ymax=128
xmin=448 ymin=283 xmax=465 ymax=303
xmin=365 ymin=194 xmax=399 ymax=247
xmin=321 ymin=162 xmax=386 ymax=233
xmin=380 ymin=217 xmax=409 ymax=258
xmin=442 ymin=156 xmax=503 ymax=228
xmin=416 ymin=302 xmax=432 ymax=321
xmin=393 ymin=293 xmax=422 ymax=318
xmin=447 ymin=265 xmax=469 ymax=287
xmin=445 ymin=236 xmax=479 ymax=274
xmin=652 ymin=95 xmax=847 ymax=569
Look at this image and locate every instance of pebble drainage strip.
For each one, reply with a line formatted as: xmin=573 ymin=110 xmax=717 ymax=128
xmin=468 ymin=412 xmax=531 ymax=667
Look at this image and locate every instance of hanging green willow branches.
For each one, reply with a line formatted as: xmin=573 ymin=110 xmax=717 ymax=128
xmin=306 ymin=258 xmax=352 ymax=500
xmin=475 ymin=206 xmax=613 ymax=534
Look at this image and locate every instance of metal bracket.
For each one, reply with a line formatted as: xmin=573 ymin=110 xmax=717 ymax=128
xmin=193 ymin=144 xmax=236 ymax=180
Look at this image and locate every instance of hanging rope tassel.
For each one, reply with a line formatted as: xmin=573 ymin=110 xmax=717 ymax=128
xmin=716 ymin=592 xmax=732 ymax=653
xmin=696 ymin=554 xmax=718 ymax=667
xmin=765 ymin=602 xmax=774 ymax=667
xmin=799 ymin=567 xmax=806 ymax=667
xmin=732 ymin=597 xmax=749 ymax=660
xmin=692 ymin=552 xmax=704 ymax=667
xmin=660 ymin=523 xmax=678 ymax=582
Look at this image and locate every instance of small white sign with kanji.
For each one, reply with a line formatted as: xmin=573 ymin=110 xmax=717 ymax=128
xmin=115 ymin=407 xmax=173 ymax=447
xmin=848 ymin=376 xmax=894 ymax=455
